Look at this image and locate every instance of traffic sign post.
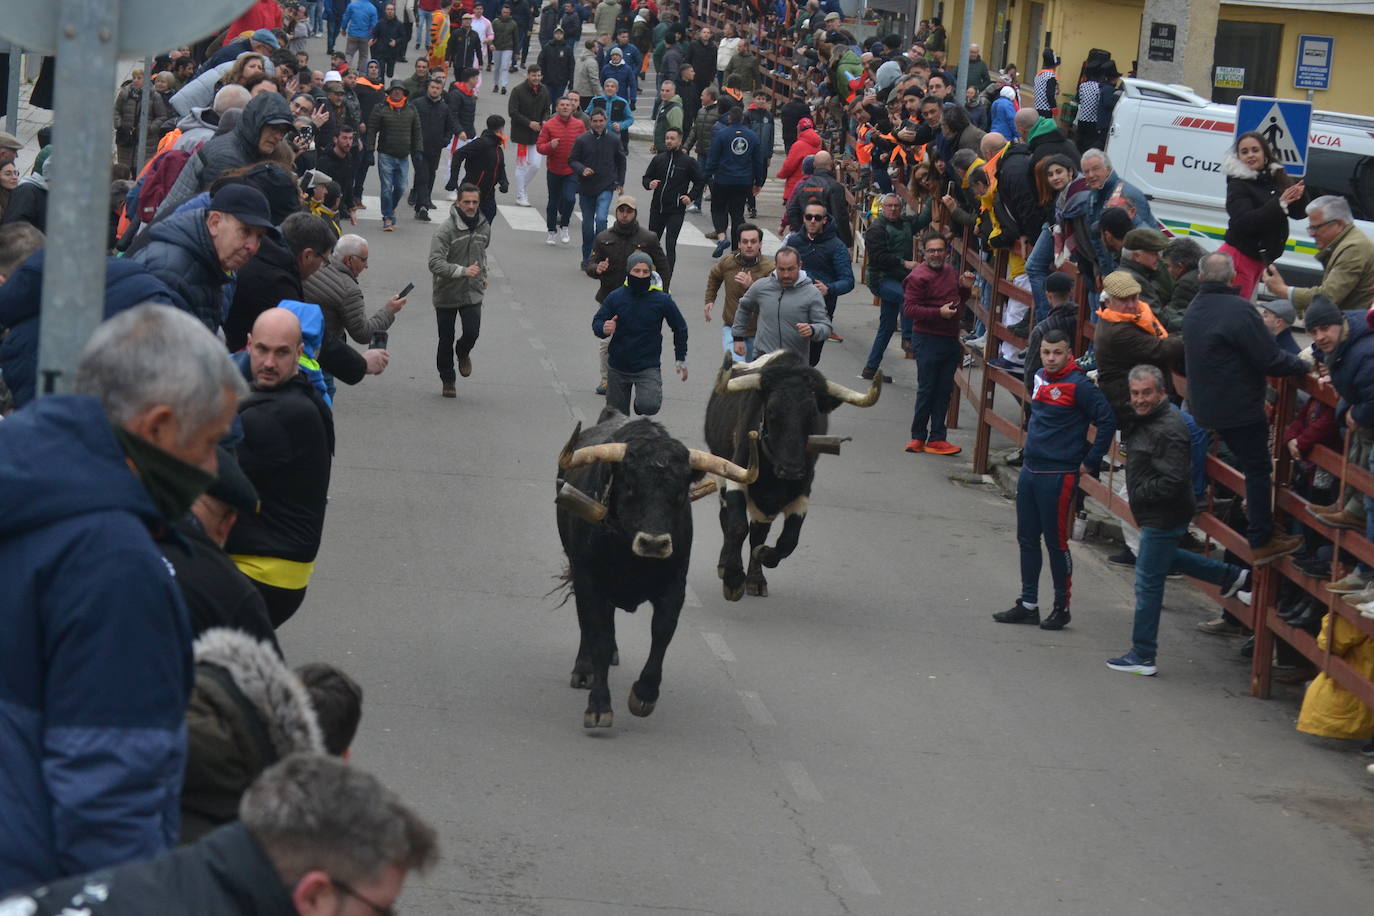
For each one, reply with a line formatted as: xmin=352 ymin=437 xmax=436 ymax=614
xmin=0 ymin=0 xmax=250 ymax=395
xmin=1235 ymin=95 xmax=1313 ymax=178
xmin=1294 ymin=34 xmax=1333 ymax=93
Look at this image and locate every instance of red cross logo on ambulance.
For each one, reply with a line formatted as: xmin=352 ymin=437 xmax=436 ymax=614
xmin=1145 ymin=145 xmax=1176 ymax=173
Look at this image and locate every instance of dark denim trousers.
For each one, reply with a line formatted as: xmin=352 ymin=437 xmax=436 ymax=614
xmin=435 ymin=305 xmax=482 ymax=382
xmin=1132 ymin=524 xmax=1238 ymax=660
xmin=910 ymin=333 xmax=960 ymax=441
xmin=1216 ymin=421 xmax=1273 ymax=548
xmin=866 ymin=279 xmax=913 ymax=370
xmin=545 ymin=171 xmax=577 ymax=231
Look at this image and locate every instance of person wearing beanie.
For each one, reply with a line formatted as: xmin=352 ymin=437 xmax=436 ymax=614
xmin=1303 ymin=295 xmax=1374 ymax=550
xmin=1182 ymin=251 xmax=1308 ymax=564
xmin=592 ymin=250 xmax=689 ymax=416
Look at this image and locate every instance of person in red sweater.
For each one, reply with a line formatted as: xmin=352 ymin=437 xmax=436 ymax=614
xmin=903 ymin=231 xmax=975 ymax=455
xmin=535 ymin=93 xmax=587 ymax=245
xmin=224 ymin=0 xmax=284 ymax=40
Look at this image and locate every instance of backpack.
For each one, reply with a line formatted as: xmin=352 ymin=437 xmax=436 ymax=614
xmin=135 ymin=149 xmax=193 ymax=223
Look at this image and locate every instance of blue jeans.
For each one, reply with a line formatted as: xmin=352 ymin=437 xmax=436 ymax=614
xmin=1026 ymin=225 xmax=1055 ymax=323
xmin=376 ymin=153 xmax=409 ymax=221
xmin=308 ymin=0 xmax=323 ymax=34
xmin=579 ymin=188 xmax=614 ymax=263
xmin=1216 ymin=421 xmax=1274 ymax=548
xmin=545 ymin=171 xmax=576 ymax=231
xmin=911 ymin=333 xmax=960 ymax=441
xmin=1132 ymin=524 xmax=1240 ymax=661
xmin=722 ymin=325 xmax=755 ymax=362
xmin=1017 ymin=469 xmax=1078 ymax=609
xmin=325 ymin=16 xmax=341 ymax=52
xmin=866 ymin=279 xmax=912 ymax=371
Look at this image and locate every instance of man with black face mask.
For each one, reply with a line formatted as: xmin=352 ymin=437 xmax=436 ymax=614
xmin=592 ymin=250 xmax=689 ymax=416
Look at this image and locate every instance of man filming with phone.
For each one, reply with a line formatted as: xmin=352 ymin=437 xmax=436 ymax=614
xmin=303 ymin=234 xmax=408 ymax=399
xmin=903 ymin=231 xmax=975 ymax=457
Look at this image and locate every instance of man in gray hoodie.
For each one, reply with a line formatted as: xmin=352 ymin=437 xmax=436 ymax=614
xmin=731 ymin=246 xmax=831 ymax=362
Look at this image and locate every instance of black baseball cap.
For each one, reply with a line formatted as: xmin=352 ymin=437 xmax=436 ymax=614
xmin=1045 ymin=272 xmax=1074 ymax=294
xmin=207 ymin=447 xmax=260 ymax=515
xmin=210 ymin=184 xmax=277 ymax=231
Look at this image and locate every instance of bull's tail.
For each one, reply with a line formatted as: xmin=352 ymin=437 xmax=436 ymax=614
xmin=546 ymin=564 xmax=575 ymax=608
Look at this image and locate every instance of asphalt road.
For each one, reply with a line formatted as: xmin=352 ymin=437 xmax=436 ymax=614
xmin=280 ymin=41 xmax=1373 ymax=916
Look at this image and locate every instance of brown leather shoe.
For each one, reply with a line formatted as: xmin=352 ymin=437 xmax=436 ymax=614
xmin=441 ymin=381 xmax=457 ymax=398
xmin=458 ymin=356 xmax=472 ymax=377
xmin=1305 ymin=502 xmax=1340 ymax=518
xmin=1251 ymin=532 xmax=1304 ymax=566
xmin=1314 ymin=508 xmax=1365 ymax=530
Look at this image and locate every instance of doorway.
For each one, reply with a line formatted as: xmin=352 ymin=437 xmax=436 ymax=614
xmin=1023 ymin=2 xmax=1045 ymax=77
xmin=1212 ymin=20 xmax=1281 ymax=104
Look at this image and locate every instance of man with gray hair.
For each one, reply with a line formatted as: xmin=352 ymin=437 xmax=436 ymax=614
xmin=1264 ymin=194 xmax=1374 ymax=311
xmin=1106 ymin=363 xmax=1252 ymax=676
xmin=0 ymin=753 xmax=439 ymax=914
xmin=0 ymin=304 xmax=245 ymax=893
xmin=173 ymin=84 xmax=254 ymax=152
xmin=1081 ymin=148 xmax=1154 ymax=281
xmin=303 ymin=233 xmax=409 ymax=350
xmin=1183 ymin=251 xmax=1308 ymax=564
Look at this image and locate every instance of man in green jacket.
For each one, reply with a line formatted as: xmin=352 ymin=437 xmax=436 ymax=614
xmin=428 ymin=184 xmax=491 ymax=397
xmin=365 ymin=80 xmax=423 ymax=230
xmin=651 ymin=81 xmax=682 ymax=153
xmin=490 ymin=5 xmax=520 ymax=93
xmin=1264 ymin=194 xmax=1374 ymax=312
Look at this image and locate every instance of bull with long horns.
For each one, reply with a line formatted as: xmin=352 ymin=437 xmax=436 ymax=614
xmin=555 ymin=409 xmax=758 ymax=729
xmin=705 ymin=351 xmax=881 ymax=601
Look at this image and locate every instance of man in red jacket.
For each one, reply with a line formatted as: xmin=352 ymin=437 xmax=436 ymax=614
xmin=903 ymin=232 xmax=975 ymax=456
xmin=535 ymin=94 xmax=587 ymax=246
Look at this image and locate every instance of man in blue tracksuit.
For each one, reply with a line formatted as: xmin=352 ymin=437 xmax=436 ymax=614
xmin=994 ymin=329 xmax=1116 ymax=630
xmin=784 ymin=202 xmax=854 ymax=366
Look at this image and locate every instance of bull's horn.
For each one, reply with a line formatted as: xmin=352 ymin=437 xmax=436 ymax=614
xmin=723 ymin=373 xmax=764 ymax=394
xmin=557 ymin=423 xmax=629 ymax=470
xmin=688 ymin=431 xmax=759 ymax=484
xmin=825 ymin=373 xmax=882 ymax=407
xmin=806 ymin=435 xmax=851 ymax=455
xmin=555 ymin=481 xmax=608 ymax=523
xmin=729 ymin=350 xmax=787 ymax=375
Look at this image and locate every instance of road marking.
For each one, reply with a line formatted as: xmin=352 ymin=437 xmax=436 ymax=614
xmin=738 ymin=690 xmax=775 ymax=726
xmin=497 ymin=203 xmax=551 ymax=233
xmin=684 ymin=583 xmax=702 ymax=607
xmin=701 ymin=631 xmax=735 ymax=663
xmin=780 ymin=761 xmax=824 ymax=803
xmin=828 ymin=845 xmax=880 ymax=896
xmin=528 ymin=337 xmax=546 ymax=351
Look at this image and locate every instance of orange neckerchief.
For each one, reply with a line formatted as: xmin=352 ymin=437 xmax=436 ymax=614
xmin=356 ymin=76 xmax=383 ymax=91
xmin=723 ymin=86 xmax=743 ymax=103
xmin=385 ymin=94 xmax=406 ymax=110
xmin=1098 ymin=303 xmax=1168 ymax=337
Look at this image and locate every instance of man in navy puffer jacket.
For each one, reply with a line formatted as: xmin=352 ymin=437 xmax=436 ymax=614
xmin=994 ymin=329 xmax=1115 ymax=631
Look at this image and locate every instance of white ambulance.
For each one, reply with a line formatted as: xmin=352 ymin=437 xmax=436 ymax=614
xmin=1106 ymin=77 xmax=1374 ymax=286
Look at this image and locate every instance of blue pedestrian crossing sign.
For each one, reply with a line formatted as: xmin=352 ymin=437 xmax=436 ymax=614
xmin=1236 ymin=96 xmax=1313 ymax=178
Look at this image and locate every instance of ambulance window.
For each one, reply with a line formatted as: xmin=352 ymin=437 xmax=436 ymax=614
xmin=1303 ymin=148 xmax=1374 ymax=222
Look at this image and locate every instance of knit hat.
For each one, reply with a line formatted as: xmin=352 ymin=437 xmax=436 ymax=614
xmin=1101 ymin=270 xmax=1141 ymax=300
xmin=626 ymin=251 xmax=655 ymax=273
xmin=1122 ymin=227 xmax=1169 ymax=252
xmin=999 ymin=85 xmax=1016 ymax=100
xmin=1044 ymin=272 xmax=1074 ymax=295
xmin=797 ymin=117 xmax=814 ymax=130
xmin=1257 ymin=298 xmax=1296 ymax=325
xmin=1303 ymin=294 xmax=1343 ymax=330
xmin=251 ymin=29 xmax=280 ymax=49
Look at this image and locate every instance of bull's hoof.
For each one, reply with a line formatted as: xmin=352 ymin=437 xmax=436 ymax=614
xmin=570 ymin=670 xmax=592 ymax=689
xmin=745 ymin=576 xmax=768 ymax=597
xmin=627 ymin=686 xmax=657 ymax=717
xmin=583 ymin=708 xmax=614 ymax=728
xmin=717 ymin=564 xmax=726 ymax=580
xmin=723 ymin=579 xmax=745 ymax=602
xmin=751 ymin=545 xmax=781 ymax=569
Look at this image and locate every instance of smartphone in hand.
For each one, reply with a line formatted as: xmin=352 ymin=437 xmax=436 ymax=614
xmin=397 ymin=282 xmax=415 ymax=299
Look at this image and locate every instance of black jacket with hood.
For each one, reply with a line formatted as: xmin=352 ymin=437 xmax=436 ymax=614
xmin=641 ymin=148 xmax=704 ymax=216
xmin=180 ymin=628 xmax=324 ymax=843
xmin=1125 ymin=400 xmax=1196 ymax=531
xmin=157 ymin=93 xmax=292 ymax=219
xmin=447 ymin=129 xmax=509 ymax=197
xmin=1222 ymin=153 xmax=1305 ymax=264
xmin=129 ymin=208 xmax=232 ymax=331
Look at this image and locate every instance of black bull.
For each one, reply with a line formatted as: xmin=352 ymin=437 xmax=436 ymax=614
xmin=704 ymin=352 xmax=881 ymax=601
xmin=554 ymin=410 xmax=758 ymax=729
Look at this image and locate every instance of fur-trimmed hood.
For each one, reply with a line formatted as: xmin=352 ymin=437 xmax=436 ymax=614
xmin=1221 ymin=152 xmax=1284 ymax=181
xmin=193 ymin=627 xmax=324 ymax=757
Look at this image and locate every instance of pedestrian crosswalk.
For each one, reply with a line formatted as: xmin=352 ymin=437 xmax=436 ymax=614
xmin=352 ymin=195 xmax=787 ymax=253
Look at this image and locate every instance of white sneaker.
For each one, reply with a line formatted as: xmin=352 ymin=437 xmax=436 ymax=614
xmin=559 ymin=226 xmax=570 ymax=244
xmin=515 ymin=194 xmax=530 ymax=206
xmin=1360 ymin=601 xmax=1374 ymax=619
xmin=545 ymin=231 xmax=557 ymax=246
